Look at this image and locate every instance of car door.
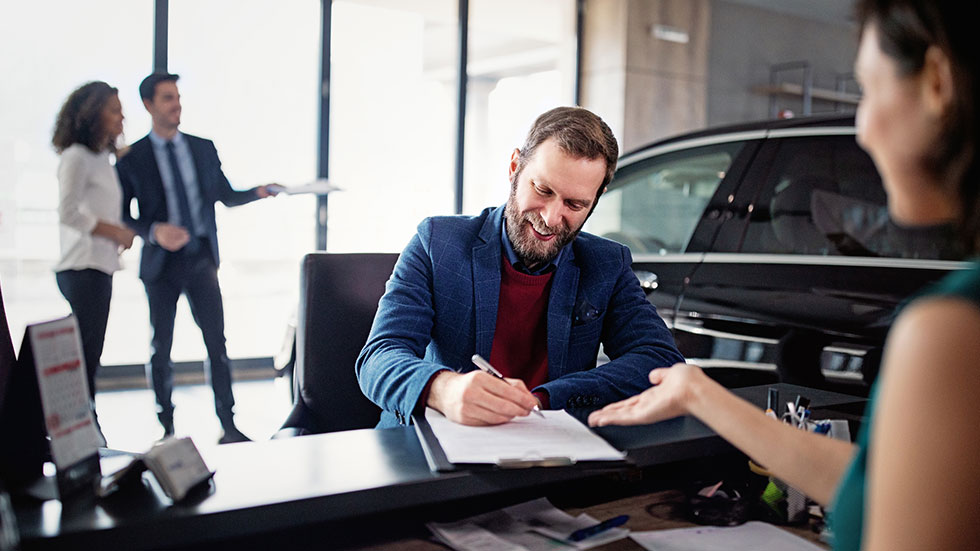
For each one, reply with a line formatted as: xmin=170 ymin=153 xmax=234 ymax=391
xmin=585 ymin=133 xmax=763 ymax=345
xmin=682 ymin=128 xmax=966 ymax=386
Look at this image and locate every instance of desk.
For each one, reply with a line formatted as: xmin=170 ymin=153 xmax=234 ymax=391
xmin=349 ymin=490 xmax=830 ymax=550
xmin=13 ymin=384 xmax=863 ymax=550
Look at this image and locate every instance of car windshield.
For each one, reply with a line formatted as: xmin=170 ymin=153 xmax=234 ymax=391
xmin=586 ymin=142 xmax=744 ymax=254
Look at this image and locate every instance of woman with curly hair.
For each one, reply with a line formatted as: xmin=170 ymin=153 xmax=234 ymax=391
xmin=52 ymin=81 xmax=135 ymax=443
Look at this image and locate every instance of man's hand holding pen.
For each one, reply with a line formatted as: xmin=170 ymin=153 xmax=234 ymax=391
xmin=471 ymin=355 xmax=545 ymax=419
xmin=427 ymin=366 xmax=541 ymax=426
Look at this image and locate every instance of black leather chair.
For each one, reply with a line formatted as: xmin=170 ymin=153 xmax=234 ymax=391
xmin=275 ymin=253 xmax=399 ymax=437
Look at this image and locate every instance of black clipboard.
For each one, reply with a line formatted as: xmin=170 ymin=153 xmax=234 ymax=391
xmin=413 ymin=413 xmax=455 ymax=472
xmin=412 ymin=412 xmax=631 ymax=473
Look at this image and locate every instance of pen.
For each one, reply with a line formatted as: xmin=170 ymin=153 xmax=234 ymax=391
xmin=786 ymin=402 xmax=800 ymax=425
xmin=568 ymin=514 xmax=629 ymax=541
xmin=766 ymin=387 xmax=779 ymax=419
xmin=794 ymin=395 xmax=810 ymax=412
xmin=471 ymin=354 xmax=545 ymax=418
xmin=798 ymin=409 xmax=811 ymax=429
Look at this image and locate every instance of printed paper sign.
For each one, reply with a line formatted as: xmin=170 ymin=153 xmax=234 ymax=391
xmin=28 ymin=316 xmax=99 ymax=468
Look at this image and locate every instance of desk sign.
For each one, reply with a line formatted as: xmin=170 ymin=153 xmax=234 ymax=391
xmin=143 ymin=437 xmax=213 ymax=502
xmin=21 ymin=315 xmax=100 ymax=497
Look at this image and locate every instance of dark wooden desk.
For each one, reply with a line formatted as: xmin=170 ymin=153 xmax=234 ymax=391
xmin=349 ymin=490 xmax=830 ymax=551
xmin=13 ymin=384 xmax=862 ymax=550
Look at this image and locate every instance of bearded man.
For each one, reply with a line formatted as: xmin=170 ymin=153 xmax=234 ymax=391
xmin=356 ymin=106 xmax=683 ymax=427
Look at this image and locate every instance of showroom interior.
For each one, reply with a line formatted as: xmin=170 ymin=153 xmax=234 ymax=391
xmin=4 ymin=0 xmax=971 ymax=549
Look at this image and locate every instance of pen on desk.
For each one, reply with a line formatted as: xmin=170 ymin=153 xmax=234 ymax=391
xmin=568 ymin=514 xmax=629 ymax=542
xmin=786 ymin=402 xmax=800 ymax=425
xmin=798 ymin=409 xmax=811 ymax=429
xmin=794 ymin=395 xmax=810 ymax=413
xmin=766 ymin=387 xmax=779 ymax=419
xmin=471 ymin=354 xmax=545 ymax=418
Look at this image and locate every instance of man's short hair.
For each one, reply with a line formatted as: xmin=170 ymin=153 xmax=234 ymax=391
xmin=515 ymin=106 xmax=619 ymax=196
xmin=139 ymin=72 xmax=180 ymax=101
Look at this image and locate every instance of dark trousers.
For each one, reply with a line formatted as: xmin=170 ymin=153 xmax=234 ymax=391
xmin=143 ymin=243 xmax=235 ymax=427
xmin=56 ymin=269 xmax=112 ymax=402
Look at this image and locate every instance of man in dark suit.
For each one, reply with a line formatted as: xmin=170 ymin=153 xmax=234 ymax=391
xmin=117 ymin=73 xmax=277 ymax=443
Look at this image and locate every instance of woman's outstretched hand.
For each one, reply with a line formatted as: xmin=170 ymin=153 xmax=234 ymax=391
xmin=588 ymin=363 xmax=705 ymax=427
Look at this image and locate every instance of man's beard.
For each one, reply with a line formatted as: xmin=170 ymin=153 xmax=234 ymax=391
xmin=504 ymin=185 xmax=583 ymax=270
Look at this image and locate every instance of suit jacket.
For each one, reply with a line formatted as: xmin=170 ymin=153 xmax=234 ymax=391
xmin=116 ymin=133 xmax=259 ymax=281
xmin=356 ymin=206 xmax=684 ymax=428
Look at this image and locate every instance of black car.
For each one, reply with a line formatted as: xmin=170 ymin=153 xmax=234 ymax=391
xmin=584 ymin=115 xmax=966 ymax=395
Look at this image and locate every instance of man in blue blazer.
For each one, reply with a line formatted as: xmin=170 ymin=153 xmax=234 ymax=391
xmin=357 ymin=107 xmax=683 ymax=428
xmin=117 ymin=73 xmax=277 ymax=443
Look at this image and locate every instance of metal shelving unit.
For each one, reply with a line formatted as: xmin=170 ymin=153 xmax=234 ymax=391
xmin=753 ymin=61 xmax=861 ymax=118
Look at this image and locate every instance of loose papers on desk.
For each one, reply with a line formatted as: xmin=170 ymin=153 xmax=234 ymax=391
xmin=427 ymin=497 xmax=629 ymax=551
xmin=630 ymin=521 xmax=825 ymax=551
xmin=423 ymin=408 xmax=625 ymax=465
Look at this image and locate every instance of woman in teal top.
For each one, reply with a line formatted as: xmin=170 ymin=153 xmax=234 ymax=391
xmin=589 ymin=1 xmax=980 ymax=549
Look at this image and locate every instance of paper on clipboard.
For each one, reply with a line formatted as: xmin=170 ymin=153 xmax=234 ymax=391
xmin=423 ymin=408 xmax=625 ymax=465
xmin=268 ymin=178 xmax=341 ymax=196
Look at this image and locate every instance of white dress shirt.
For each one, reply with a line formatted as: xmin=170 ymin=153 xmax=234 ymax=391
xmin=148 ymin=131 xmax=205 ymax=235
xmin=54 ymin=143 xmax=123 ymax=274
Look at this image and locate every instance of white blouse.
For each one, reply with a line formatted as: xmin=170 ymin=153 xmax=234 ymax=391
xmin=54 ymin=143 xmax=124 ymax=274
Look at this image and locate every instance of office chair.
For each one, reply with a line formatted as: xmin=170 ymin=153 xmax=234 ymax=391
xmin=275 ymin=253 xmax=398 ymax=437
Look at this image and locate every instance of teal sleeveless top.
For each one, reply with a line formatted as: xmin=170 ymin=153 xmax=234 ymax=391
xmin=829 ymin=261 xmax=980 ymax=550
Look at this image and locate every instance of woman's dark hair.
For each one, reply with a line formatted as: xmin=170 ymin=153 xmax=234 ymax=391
xmin=857 ymin=0 xmax=979 ymax=252
xmin=52 ymin=81 xmax=119 ymax=154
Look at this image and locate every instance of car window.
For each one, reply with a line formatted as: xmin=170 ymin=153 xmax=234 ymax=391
xmin=739 ymin=135 xmax=962 ymax=259
xmin=586 ymin=142 xmax=745 ymax=254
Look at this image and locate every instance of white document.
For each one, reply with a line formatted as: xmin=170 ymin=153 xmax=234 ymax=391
xmin=424 ymin=408 xmax=625 ymax=465
xmin=28 ymin=316 xmax=100 ymax=468
xmin=630 ymin=521 xmax=825 ymax=551
xmin=268 ymin=178 xmax=341 ymax=195
xmin=427 ymin=497 xmax=629 ymax=551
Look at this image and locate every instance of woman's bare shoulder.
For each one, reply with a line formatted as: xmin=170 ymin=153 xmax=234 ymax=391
xmin=884 ymin=296 xmax=980 ymax=392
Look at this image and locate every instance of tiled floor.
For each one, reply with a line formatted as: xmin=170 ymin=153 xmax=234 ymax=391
xmin=95 ymin=377 xmax=294 ymax=453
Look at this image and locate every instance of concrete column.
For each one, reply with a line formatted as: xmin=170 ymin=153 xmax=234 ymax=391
xmin=462 ymin=78 xmax=499 ymax=214
xmin=581 ymin=0 xmax=710 ymax=152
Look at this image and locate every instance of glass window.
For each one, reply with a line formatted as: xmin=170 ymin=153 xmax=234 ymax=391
xmin=165 ymin=0 xmax=320 ymax=361
xmin=327 ymin=0 xmax=458 ymax=253
xmin=586 ymin=143 xmax=744 ymax=254
xmin=462 ymin=0 xmax=577 ymax=214
xmin=739 ymin=136 xmax=961 ymax=259
xmin=0 ymin=1 xmax=153 ymax=360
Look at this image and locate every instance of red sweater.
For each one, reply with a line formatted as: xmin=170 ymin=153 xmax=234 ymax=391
xmin=489 ymin=258 xmax=553 ymax=398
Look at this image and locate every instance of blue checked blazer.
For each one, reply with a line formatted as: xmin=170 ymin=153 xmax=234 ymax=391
xmin=356 ymin=205 xmax=684 ymax=428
